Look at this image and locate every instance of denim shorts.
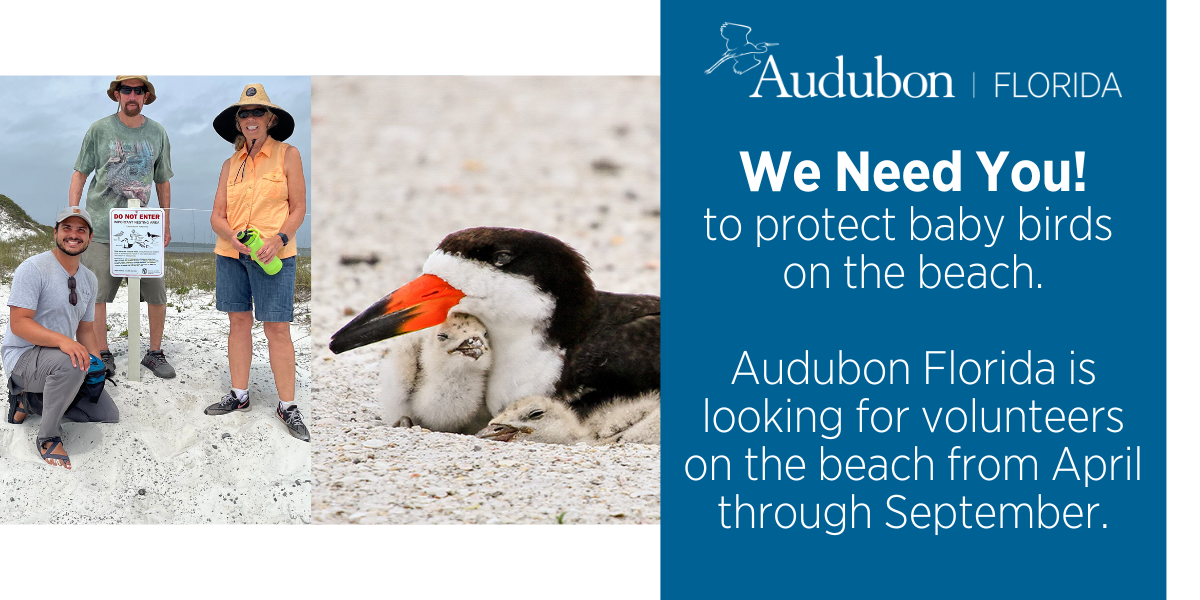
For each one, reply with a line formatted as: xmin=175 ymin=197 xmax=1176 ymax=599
xmin=215 ymin=254 xmax=295 ymax=322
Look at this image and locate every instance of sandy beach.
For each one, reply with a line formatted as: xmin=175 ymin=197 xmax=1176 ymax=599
xmin=0 ymin=283 xmax=311 ymax=524
xmin=310 ymin=77 xmax=661 ymax=524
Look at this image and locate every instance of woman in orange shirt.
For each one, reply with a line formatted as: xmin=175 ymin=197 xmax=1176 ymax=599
xmin=206 ymin=84 xmax=309 ymax=442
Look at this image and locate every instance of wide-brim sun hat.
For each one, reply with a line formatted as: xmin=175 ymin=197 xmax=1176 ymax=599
xmin=107 ymin=76 xmax=156 ymax=104
xmin=212 ymin=83 xmax=295 ymax=144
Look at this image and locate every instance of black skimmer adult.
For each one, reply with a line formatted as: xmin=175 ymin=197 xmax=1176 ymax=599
xmin=330 ymin=227 xmax=660 ymax=418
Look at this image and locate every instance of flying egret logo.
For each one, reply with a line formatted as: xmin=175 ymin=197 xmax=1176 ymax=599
xmin=705 ymin=23 xmax=777 ymax=75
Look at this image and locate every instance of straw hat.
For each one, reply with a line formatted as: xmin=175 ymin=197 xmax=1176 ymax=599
xmin=106 ymin=76 xmax=156 ymax=104
xmin=212 ymin=83 xmax=295 ymax=143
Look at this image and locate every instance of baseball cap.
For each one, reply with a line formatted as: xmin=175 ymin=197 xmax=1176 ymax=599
xmin=56 ymin=206 xmax=94 ymax=230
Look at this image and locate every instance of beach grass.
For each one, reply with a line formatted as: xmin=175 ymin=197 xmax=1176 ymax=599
xmin=165 ymin=252 xmax=312 ymax=301
xmin=0 ymin=194 xmax=310 ymax=300
xmin=0 ymin=194 xmax=56 ymax=283
xmin=0 ymin=240 xmax=310 ymax=301
xmin=0 ymin=231 xmax=55 ymax=285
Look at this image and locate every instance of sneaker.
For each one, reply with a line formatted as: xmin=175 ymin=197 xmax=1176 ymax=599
xmin=99 ymin=350 xmax=116 ymax=378
xmin=141 ymin=350 xmax=176 ymax=379
xmin=276 ymin=405 xmax=310 ymax=442
xmin=205 ymin=390 xmax=250 ymax=415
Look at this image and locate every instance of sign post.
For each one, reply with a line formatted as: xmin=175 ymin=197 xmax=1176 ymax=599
xmin=110 ymin=202 xmax=165 ymax=382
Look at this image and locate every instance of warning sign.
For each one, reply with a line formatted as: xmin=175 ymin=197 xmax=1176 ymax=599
xmin=109 ymin=208 xmax=165 ymax=278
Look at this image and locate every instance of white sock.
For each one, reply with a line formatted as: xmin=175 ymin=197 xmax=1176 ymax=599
xmin=232 ymin=388 xmax=248 ymax=401
xmin=278 ymin=400 xmax=295 ymax=411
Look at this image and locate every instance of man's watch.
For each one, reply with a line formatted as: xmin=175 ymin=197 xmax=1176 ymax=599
xmin=277 ymin=232 xmax=289 ymax=246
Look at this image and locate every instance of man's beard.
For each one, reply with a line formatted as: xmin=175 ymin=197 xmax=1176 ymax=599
xmin=122 ymin=103 xmax=142 ymax=117
xmin=56 ymin=237 xmax=89 ymax=256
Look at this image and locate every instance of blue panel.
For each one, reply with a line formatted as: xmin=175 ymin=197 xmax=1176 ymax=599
xmin=662 ymin=2 xmax=1165 ymax=597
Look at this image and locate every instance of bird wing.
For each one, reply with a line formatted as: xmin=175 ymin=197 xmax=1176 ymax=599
xmin=720 ymin=23 xmax=752 ymax=51
xmin=559 ymin=292 xmax=660 ymax=416
xmin=732 ymin=55 xmax=763 ymax=75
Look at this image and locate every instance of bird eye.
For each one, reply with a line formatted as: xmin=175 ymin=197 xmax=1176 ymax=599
xmin=528 ymin=409 xmax=545 ymax=420
xmin=492 ymin=250 xmax=514 ymax=267
xmin=437 ymin=333 xmax=448 ymax=341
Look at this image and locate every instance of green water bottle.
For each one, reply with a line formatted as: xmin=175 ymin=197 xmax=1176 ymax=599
xmin=237 ymin=227 xmax=283 ymax=275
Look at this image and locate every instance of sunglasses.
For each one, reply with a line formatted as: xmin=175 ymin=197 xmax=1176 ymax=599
xmin=237 ymin=108 xmax=269 ymax=119
xmin=118 ymin=85 xmax=146 ymax=96
xmin=68 ymin=276 xmax=77 ymax=306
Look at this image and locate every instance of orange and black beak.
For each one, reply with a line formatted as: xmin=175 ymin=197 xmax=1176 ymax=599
xmin=329 ymin=274 xmax=466 ymax=354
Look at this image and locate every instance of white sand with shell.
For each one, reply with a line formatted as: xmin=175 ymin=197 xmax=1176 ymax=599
xmin=310 ymin=76 xmax=661 ymax=524
xmin=0 ymin=282 xmax=311 ymax=524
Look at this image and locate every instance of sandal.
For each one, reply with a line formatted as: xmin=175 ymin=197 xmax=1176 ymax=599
xmin=37 ymin=437 xmax=71 ymax=470
xmin=6 ymin=394 xmax=26 ymax=425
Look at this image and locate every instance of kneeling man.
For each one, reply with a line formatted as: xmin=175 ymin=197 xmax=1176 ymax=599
xmin=2 ymin=207 xmax=118 ymax=469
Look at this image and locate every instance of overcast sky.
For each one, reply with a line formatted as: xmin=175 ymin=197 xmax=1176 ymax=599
xmin=0 ymin=76 xmax=311 ymax=246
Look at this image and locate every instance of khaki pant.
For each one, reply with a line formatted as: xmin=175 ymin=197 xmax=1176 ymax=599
xmin=9 ymin=346 xmax=118 ymax=441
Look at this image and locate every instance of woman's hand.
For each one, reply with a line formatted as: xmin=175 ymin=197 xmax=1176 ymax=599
xmin=231 ymin=236 xmax=253 ymax=255
xmin=256 ymin=234 xmax=284 ymax=263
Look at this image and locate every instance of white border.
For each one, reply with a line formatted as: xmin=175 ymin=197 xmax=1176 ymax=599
xmin=0 ymin=1 xmax=661 ymax=76
xmin=5 ymin=525 xmax=660 ymax=598
xmin=1167 ymin=0 xmax=1194 ymax=596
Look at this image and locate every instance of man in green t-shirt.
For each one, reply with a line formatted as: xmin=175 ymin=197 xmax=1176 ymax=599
xmin=69 ymin=76 xmax=176 ymax=380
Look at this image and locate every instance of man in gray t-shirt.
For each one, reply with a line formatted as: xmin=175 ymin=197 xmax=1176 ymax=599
xmin=3 ymin=207 xmax=119 ymax=469
xmin=70 ymin=76 xmax=176 ymax=382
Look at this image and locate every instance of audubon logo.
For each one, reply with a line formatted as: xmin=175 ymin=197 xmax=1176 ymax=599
xmin=752 ymin=55 xmax=955 ymax=99
xmin=705 ymin=23 xmax=778 ymax=75
xmin=707 ymin=24 xmax=1118 ymax=101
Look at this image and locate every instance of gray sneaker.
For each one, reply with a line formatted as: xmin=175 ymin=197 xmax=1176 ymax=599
xmin=205 ymin=390 xmax=250 ymax=415
xmin=276 ymin=404 xmax=310 ymax=442
xmin=99 ymin=350 xmax=116 ymax=378
xmin=141 ymin=350 xmax=176 ymax=379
